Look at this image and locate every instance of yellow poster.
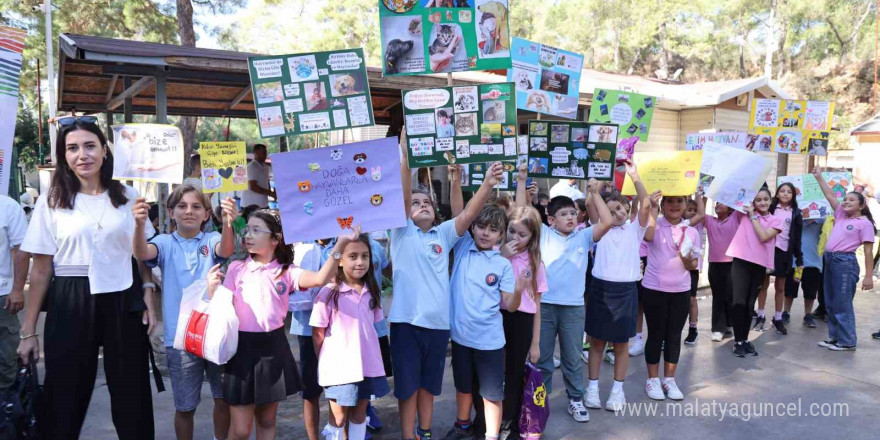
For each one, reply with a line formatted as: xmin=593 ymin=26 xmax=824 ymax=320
xmin=199 ymin=141 xmax=248 ymax=193
xmin=621 ymin=151 xmax=702 ymax=196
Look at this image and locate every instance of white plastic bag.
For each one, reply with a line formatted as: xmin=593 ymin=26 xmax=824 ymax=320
xmin=173 ymin=280 xmax=239 ymax=365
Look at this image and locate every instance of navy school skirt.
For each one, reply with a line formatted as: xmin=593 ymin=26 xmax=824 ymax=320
xmin=585 ymin=278 xmax=639 ymax=343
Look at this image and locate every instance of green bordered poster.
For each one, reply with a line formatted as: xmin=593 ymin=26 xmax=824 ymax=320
xmin=379 ymin=0 xmax=512 ymax=76
xmin=587 ymin=88 xmax=655 ymax=145
xmin=247 ymin=48 xmax=374 ymax=138
xmin=526 ymin=120 xmax=617 ymax=181
xmin=402 ymin=82 xmax=517 ymax=167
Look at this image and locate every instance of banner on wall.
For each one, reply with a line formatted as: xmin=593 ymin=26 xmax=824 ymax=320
xmin=199 ymin=142 xmax=248 ymax=193
xmin=703 ymin=143 xmax=773 ymax=213
xmin=271 ymin=137 xmax=406 ymax=244
xmin=247 ymin=48 xmax=374 ymax=138
xmin=621 ymin=151 xmax=702 ymax=196
xmin=111 ymin=124 xmax=184 ymax=184
xmin=379 ymin=0 xmax=512 ymax=76
xmin=402 ymin=83 xmax=518 ymax=168
xmin=0 ymin=26 xmax=25 ymax=197
xmin=526 ymin=120 xmax=617 ymax=181
xmin=748 ymin=98 xmax=834 ymax=156
xmin=685 ymin=132 xmax=748 ymax=151
xmin=508 ymin=37 xmax=583 ymax=119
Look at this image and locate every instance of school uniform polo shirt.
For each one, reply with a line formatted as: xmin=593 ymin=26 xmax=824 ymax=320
xmin=539 ymin=224 xmax=594 ymax=306
xmin=388 ymin=218 xmax=463 ymax=330
xmin=450 ymin=233 xmax=514 ymax=351
xmin=0 ymin=196 xmax=27 ymax=296
xmin=146 ymin=231 xmax=223 ymax=346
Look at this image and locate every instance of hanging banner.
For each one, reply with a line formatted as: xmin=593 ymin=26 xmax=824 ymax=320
xmin=379 ymin=0 xmax=512 ymax=76
xmin=685 ymin=132 xmax=748 ymax=151
xmin=271 ymin=137 xmax=406 ymax=244
xmin=111 ymin=124 xmax=184 ymax=184
xmin=621 ymin=151 xmax=702 ymax=196
xmin=199 ymin=141 xmax=248 ymax=193
xmin=508 ymin=37 xmax=583 ymax=119
xmin=748 ymin=98 xmax=834 ymax=156
xmin=526 ymin=120 xmax=617 ymax=181
xmin=0 ymin=26 xmax=25 ymax=197
xmin=247 ymin=48 xmax=374 ymax=138
xmin=402 ymin=82 xmax=517 ymax=168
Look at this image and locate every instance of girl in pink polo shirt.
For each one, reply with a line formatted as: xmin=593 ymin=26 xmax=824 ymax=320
xmin=726 ymin=188 xmax=782 ymax=358
xmin=206 ymin=211 xmax=355 ymax=440
xmin=640 ymin=195 xmax=700 ymax=402
xmin=699 ymin=201 xmax=742 ymax=342
xmin=813 ymin=170 xmax=875 ymax=351
xmin=311 ymin=235 xmax=389 ymax=440
xmin=498 ymin=206 xmax=547 ymax=438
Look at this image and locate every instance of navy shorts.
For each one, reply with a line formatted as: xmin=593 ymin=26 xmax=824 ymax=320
xmin=297 ymin=336 xmax=323 ymax=400
xmin=451 ymin=341 xmax=504 ymax=402
xmin=390 ymin=323 xmax=450 ymax=400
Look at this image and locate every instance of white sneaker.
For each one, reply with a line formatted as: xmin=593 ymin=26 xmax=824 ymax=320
xmin=585 ymin=387 xmax=602 ymax=409
xmin=568 ymin=399 xmax=590 ymax=422
xmin=581 ymin=350 xmax=589 ymax=363
xmin=629 ymin=338 xmax=645 ymax=356
xmin=553 ymin=356 xmax=561 ymax=369
xmin=711 ymin=332 xmax=723 ymax=342
xmin=662 ymin=379 xmax=684 ymax=400
xmin=645 ymin=378 xmax=665 ymax=400
xmin=605 ymin=389 xmax=626 ymax=412
xmin=603 ymin=350 xmax=615 ymax=365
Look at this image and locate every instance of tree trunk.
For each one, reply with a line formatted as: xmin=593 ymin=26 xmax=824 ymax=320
xmin=776 ymin=2 xmax=788 ymax=80
xmin=176 ymin=0 xmax=198 ymax=178
xmin=613 ymin=30 xmax=621 ymax=71
xmin=764 ymin=0 xmax=778 ymax=78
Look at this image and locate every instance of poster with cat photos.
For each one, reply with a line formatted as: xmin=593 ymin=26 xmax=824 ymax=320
xmin=247 ymin=48 xmax=374 ymax=138
xmin=747 ymin=98 xmax=835 ymax=156
xmin=460 ymin=135 xmax=529 ymax=191
xmin=508 ymin=37 xmax=583 ymax=119
xmin=379 ymin=0 xmax=511 ymax=76
xmin=526 ymin=120 xmax=617 ymax=181
xmin=587 ymin=88 xmax=656 ymax=157
xmin=402 ymin=82 xmax=517 ymax=167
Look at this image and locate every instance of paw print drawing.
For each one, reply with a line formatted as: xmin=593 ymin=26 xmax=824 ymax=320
xmin=330 ymin=149 xmax=343 ymax=160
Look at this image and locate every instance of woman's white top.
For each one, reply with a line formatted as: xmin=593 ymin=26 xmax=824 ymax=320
xmin=21 ymin=185 xmax=153 ymax=294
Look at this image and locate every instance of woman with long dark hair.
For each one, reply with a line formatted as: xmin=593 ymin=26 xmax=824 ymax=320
xmin=17 ymin=117 xmax=157 ymax=439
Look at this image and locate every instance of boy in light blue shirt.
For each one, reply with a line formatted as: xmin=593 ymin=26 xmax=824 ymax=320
xmin=133 ymin=184 xmax=238 ymax=440
xmin=515 ymin=168 xmax=613 ymax=423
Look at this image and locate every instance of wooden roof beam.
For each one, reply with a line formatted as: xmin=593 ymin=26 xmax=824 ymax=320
xmin=106 ymin=76 xmax=154 ymax=111
xmin=104 ymin=74 xmax=118 ymax=103
xmin=226 ymin=86 xmax=251 ymax=111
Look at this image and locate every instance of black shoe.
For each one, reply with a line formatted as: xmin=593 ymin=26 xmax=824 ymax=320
xmin=781 ymin=311 xmax=790 ymax=324
xmin=684 ymin=327 xmax=698 ymax=345
xmin=744 ymin=341 xmax=759 ymax=356
xmin=873 ymin=330 xmax=880 ymax=340
xmin=441 ymin=425 xmax=474 ymax=440
xmin=751 ymin=309 xmax=758 ymax=317
xmin=827 ymin=342 xmax=856 ymax=351
xmin=818 ymin=339 xmax=838 ymax=348
xmin=803 ymin=314 xmax=817 ymax=328
xmin=752 ymin=316 xmax=766 ymax=331
xmin=812 ymin=308 xmax=827 ymax=320
xmin=772 ymin=318 xmax=788 ymax=335
xmin=733 ymin=342 xmax=747 ymax=357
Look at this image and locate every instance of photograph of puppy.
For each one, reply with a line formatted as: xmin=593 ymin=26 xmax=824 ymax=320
xmin=526 ymin=91 xmax=551 ymax=113
xmin=329 ymin=72 xmax=365 ymax=97
xmin=382 ymin=15 xmax=425 ymax=75
xmin=513 ymin=69 xmax=534 ymax=91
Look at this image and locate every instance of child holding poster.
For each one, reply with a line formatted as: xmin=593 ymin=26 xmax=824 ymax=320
xmin=812 ymin=169 xmax=875 ymax=351
xmin=726 ymin=189 xmax=782 ymax=358
xmin=388 ymin=132 xmax=505 ymax=440
xmin=698 ymin=201 xmax=741 ymax=342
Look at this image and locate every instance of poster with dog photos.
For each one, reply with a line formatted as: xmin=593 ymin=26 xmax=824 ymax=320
xmin=460 ymin=135 xmax=529 ymax=191
xmin=402 ymin=82 xmax=517 ymax=167
xmin=508 ymin=37 xmax=583 ymax=119
xmin=526 ymin=120 xmax=617 ymax=181
xmin=379 ymin=0 xmax=512 ymax=76
xmin=247 ymin=48 xmax=374 ymax=138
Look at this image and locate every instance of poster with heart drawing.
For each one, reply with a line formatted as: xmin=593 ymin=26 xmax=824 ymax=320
xmin=199 ymin=141 xmax=248 ymax=193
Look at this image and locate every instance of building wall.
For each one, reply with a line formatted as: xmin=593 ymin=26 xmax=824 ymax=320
xmin=679 ymin=108 xmax=715 ymax=149
xmin=641 ymin=108 xmax=681 ymax=152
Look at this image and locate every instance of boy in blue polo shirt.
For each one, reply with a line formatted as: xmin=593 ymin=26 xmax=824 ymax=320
xmin=442 ymin=204 xmax=524 ymax=440
xmin=389 ymin=135 xmax=505 ymax=440
xmin=516 ymin=170 xmax=614 ymax=422
xmin=133 ymin=183 xmax=238 ymax=440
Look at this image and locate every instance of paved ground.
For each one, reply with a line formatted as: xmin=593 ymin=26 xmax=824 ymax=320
xmin=57 ymin=286 xmax=880 ymax=439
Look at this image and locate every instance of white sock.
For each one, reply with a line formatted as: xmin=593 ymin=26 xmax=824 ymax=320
xmin=322 ymin=424 xmax=343 ymax=440
xmin=349 ymin=421 xmax=367 ymax=440
xmin=757 ymin=310 xmax=765 ymax=318
xmin=611 ymin=380 xmax=624 ymax=393
xmin=588 ymin=379 xmax=599 ymax=390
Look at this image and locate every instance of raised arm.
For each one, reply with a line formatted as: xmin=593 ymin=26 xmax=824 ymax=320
xmin=588 ymin=179 xmax=614 ymax=241
xmin=456 ymin=162 xmax=503 ymax=236
xmin=132 ymin=197 xmax=159 ymax=261
xmin=689 ymin=191 xmax=706 ymax=227
xmin=812 ymin=168 xmax=840 ymax=211
xmin=585 ymin=180 xmax=599 ymax=225
xmin=299 ymin=226 xmax=361 ymax=288
xmin=400 ymin=132 xmax=413 ymax=219
xmin=449 ymin=165 xmax=464 ymax=217
xmin=643 ymin=191 xmax=661 ymax=242
xmin=744 ymin=205 xmax=780 ymax=243
xmin=515 ymin=164 xmax=528 ymax=208
xmin=216 ymin=197 xmax=239 ymax=259
xmin=625 ymin=160 xmax=651 ymax=227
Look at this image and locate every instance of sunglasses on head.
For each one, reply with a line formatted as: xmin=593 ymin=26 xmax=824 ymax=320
xmin=56 ymin=115 xmax=98 ymax=127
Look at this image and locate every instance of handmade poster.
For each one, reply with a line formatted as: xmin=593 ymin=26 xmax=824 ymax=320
xmin=822 ymin=171 xmax=853 ymax=199
xmin=621 ymin=151 xmax=702 ymax=196
xmin=507 ymin=37 xmax=583 ymax=119
xmin=744 ymin=133 xmax=774 ymax=152
xmin=402 ymin=82 xmax=517 ymax=167
xmin=460 ymin=135 xmax=528 ymax=191
xmin=271 ymin=137 xmax=405 ymax=244
xmin=695 ymin=142 xmax=726 ymax=193
xmin=749 ymin=99 xmax=834 ymax=156
xmin=777 ymin=174 xmax=834 ymax=220
xmin=526 ymin=120 xmax=617 ymax=181
xmin=0 ymin=26 xmax=25 ymax=196
xmin=685 ymin=132 xmax=748 ymax=151
xmin=247 ymin=48 xmax=374 ymax=138
xmin=588 ymin=88 xmax=656 ymax=158
xmin=803 ymin=130 xmax=829 ymax=156
xmin=379 ymin=0 xmax=511 ymax=76
xmin=704 ymin=145 xmax=773 ymax=213
xmin=199 ymin=142 xmax=248 ymax=193
xmin=111 ymin=124 xmax=184 ymax=184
